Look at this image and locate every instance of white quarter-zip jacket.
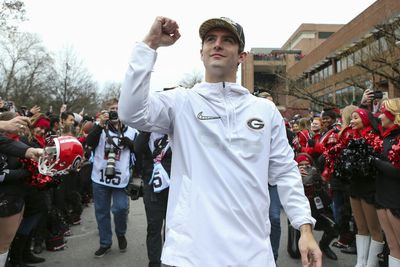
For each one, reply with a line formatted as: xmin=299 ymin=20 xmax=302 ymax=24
xmin=119 ymin=42 xmax=315 ymax=267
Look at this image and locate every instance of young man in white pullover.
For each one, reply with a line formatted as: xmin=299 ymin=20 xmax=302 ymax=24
xmin=119 ymin=16 xmax=322 ymax=267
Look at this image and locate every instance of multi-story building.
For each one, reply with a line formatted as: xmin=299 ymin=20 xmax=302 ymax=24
xmin=242 ymin=0 xmax=400 ymax=117
xmin=242 ymin=23 xmax=343 ymax=113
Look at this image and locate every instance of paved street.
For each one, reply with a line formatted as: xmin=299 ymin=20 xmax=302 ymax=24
xmin=37 ymin=200 xmax=356 ymax=267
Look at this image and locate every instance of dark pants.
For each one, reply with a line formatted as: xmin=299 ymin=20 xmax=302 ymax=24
xmin=143 ymin=183 xmax=168 ymax=267
xmin=268 ymin=184 xmax=281 ymax=261
xmin=332 ymin=189 xmax=355 ymax=242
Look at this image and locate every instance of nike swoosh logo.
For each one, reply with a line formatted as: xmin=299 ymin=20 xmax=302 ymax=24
xmin=197 ymin=112 xmax=221 ymax=120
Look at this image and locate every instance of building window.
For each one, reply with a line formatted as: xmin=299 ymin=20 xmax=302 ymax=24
xmin=355 ymin=49 xmax=361 ymax=64
xmin=323 ymin=67 xmax=329 ymax=79
xmin=370 ymin=39 xmax=380 ymax=53
xmin=312 ymin=90 xmax=334 ymax=112
xmin=336 ymin=60 xmax=342 ymax=73
xmin=318 ymin=32 xmax=335 ymax=39
xmin=341 ymin=57 xmax=348 ymax=71
xmin=335 ymin=86 xmax=364 ymax=108
xmin=336 ymin=88 xmax=345 ymax=107
xmin=379 ymin=37 xmax=388 ymax=51
xmin=354 ymin=87 xmax=364 ymax=104
xmin=319 ymin=70 xmax=324 ymax=81
xmin=395 ymin=27 xmax=400 ymax=41
xmin=328 ymin=65 xmax=333 ymax=76
xmin=361 ymin=45 xmax=370 ymax=61
xmin=347 ymin=53 xmax=354 ymax=67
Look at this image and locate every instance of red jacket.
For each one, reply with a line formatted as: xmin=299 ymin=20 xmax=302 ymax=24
xmin=301 ymin=133 xmax=322 ymax=157
xmin=297 ymin=129 xmax=310 ymax=148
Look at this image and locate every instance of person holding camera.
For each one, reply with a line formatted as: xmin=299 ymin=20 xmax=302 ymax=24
xmin=86 ymin=98 xmax=138 ymax=258
xmin=360 ymin=88 xmax=385 ymax=116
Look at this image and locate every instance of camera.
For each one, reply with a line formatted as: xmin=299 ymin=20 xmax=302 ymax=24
xmin=105 ymin=146 xmax=117 ymax=178
xmin=0 ymin=101 xmax=13 ymax=112
xmin=19 ymin=106 xmax=28 ymax=116
xmin=372 ymin=90 xmax=383 ymax=100
xmin=125 ymin=177 xmax=143 ymax=200
xmin=108 ymin=111 xmax=118 ymax=121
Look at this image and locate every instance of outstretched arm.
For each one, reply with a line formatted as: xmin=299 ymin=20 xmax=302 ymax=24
xmin=118 ymin=17 xmax=184 ymax=134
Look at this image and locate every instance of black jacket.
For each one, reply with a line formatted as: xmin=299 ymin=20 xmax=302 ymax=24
xmin=373 ymin=127 xmax=400 ymax=208
xmin=86 ymin=123 xmax=134 ymax=152
xmin=0 ymin=135 xmax=29 ymax=158
xmin=134 ymin=132 xmax=172 ymax=184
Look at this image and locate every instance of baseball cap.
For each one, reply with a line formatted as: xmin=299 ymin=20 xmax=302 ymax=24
xmin=199 ymin=17 xmax=245 ymax=52
xmin=258 ymin=92 xmax=271 ymax=98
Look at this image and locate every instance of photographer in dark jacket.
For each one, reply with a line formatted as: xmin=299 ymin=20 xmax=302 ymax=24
xmin=134 ymin=131 xmax=171 ymax=267
xmin=86 ymin=98 xmax=137 ymax=258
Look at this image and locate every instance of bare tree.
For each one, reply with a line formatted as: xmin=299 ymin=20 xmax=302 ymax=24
xmin=0 ymin=0 xmax=25 ymax=35
xmin=0 ymin=32 xmax=54 ymax=109
xmin=179 ymin=70 xmax=202 ymax=89
xmin=99 ymin=81 xmax=121 ymax=106
xmin=275 ymin=71 xmax=336 ymax=108
xmin=354 ymin=18 xmax=400 ymax=90
xmin=50 ymin=46 xmax=99 ymax=113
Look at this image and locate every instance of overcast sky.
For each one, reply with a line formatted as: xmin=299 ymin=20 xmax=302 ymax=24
xmin=20 ymin=0 xmax=376 ymax=91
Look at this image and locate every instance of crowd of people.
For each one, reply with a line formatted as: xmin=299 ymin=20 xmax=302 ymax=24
xmin=272 ymin=88 xmax=400 ymax=267
xmin=1 ymin=15 xmax=400 ymax=267
xmin=0 ymin=96 xmax=174 ymax=267
xmin=0 ymin=98 xmax=100 ymax=267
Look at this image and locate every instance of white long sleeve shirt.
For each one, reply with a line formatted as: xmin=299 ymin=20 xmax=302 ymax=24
xmin=119 ymin=42 xmax=315 ymax=267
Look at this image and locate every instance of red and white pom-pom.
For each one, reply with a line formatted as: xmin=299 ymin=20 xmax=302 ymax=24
xmin=388 ymin=137 xmax=400 ymax=169
xmin=365 ymin=132 xmax=383 ymax=153
xmin=20 ymin=158 xmax=54 ymax=188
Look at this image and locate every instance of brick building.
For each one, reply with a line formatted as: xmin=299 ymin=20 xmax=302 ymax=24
xmin=241 ymin=0 xmax=400 ymax=117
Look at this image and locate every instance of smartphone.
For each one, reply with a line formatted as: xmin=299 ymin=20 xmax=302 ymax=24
xmin=372 ymin=91 xmax=383 ymax=100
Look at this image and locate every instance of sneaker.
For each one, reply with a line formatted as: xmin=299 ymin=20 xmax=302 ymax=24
xmin=332 ymin=241 xmax=348 ymax=249
xmin=63 ymin=229 xmax=72 ymax=237
xmin=71 ymin=214 xmax=81 ymax=225
xmin=33 ymin=242 xmax=43 ymax=254
xmin=94 ymin=246 xmax=111 ymax=258
xmin=117 ymin=236 xmax=127 ymax=252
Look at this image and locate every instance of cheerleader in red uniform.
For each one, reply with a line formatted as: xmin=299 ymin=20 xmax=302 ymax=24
xmin=349 ymin=108 xmax=384 ymax=267
xmin=324 ymin=105 xmax=357 ymax=252
xmin=371 ymin=98 xmax=400 ymax=267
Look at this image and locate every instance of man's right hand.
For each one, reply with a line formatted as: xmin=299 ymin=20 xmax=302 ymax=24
xmin=25 ymin=147 xmax=43 ymax=161
xmin=0 ymin=116 xmax=30 ymax=134
xmin=143 ymin=16 xmax=181 ymax=50
xmin=361 ymin=89 xmax=374 ymax=106
xmin=98 ymin=110 xmax=109 ymax=127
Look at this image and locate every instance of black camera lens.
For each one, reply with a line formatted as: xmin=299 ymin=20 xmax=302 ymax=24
xmin=109 ymin=111 xmax=118 ymax=121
